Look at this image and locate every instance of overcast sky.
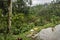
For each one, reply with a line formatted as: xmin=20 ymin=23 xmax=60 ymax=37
xmin=13 ymin=0 xmax=54 ymax=5
xmin=32 ymin=0 xmax=53 ymax=5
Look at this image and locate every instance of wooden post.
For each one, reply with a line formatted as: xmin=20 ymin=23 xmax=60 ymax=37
xmin=7 ymin=0 xmax=12 ymax=34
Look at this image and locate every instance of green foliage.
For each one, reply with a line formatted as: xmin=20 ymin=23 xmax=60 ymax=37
xmin=0 ymin=3 xmax=60 ymax=35
xmin=0 ymin=34 xmax=17 ymax=40
xmin=0 ymin=0 xmax=8 ymax=15
xmin=0 ymin=1 xmax=60 ymax=40
xmin=12 ymin=0 xmax=29 ymax=14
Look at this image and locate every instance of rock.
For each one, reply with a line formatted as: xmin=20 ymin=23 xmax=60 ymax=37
xmin=37 ymin=27 xmax=53 ymax=40
xmin=33 ymin=24 xmax=60 ymax=40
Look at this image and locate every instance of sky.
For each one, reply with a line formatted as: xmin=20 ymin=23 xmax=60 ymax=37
xmin=13 ymin=0 xmax=54 ymax=5
xmin=32 ymin=0 xmax=53 ymax=5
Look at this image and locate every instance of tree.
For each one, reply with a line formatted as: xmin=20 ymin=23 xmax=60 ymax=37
xmin=0 ymin=0 xmax=8 ymax=15
xmin=24 ymin=0 xmax=32 ymax=6
xmin=12 ymin=0 xmax=29 ymax=14
xmin=7 ymin=0 xmax=12 ymax=34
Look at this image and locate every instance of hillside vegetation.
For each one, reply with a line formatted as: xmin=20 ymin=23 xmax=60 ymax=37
xmin=0 ymin=0 xmax=60 ymax=40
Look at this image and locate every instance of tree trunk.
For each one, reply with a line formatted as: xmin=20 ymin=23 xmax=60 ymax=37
xmin=7 ymin=0 xmax=12 ymax=34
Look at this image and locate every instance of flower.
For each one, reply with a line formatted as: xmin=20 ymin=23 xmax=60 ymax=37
xmin=30 ymin=29 xmax=34 ymax=32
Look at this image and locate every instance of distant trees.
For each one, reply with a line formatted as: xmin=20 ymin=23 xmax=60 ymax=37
xmin=56 ymin=0 xmax=60 ymax=3
xmin=12 ymin=0 xmax=30 ymax=14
